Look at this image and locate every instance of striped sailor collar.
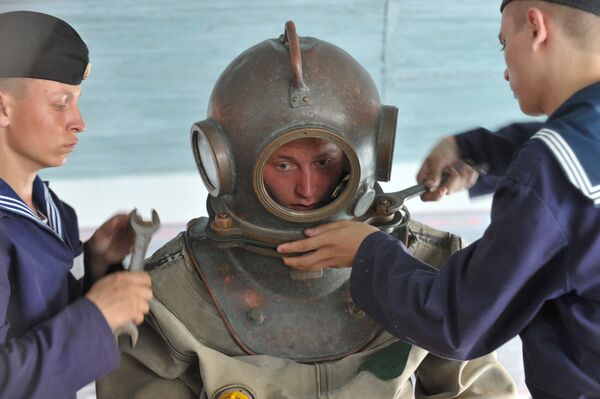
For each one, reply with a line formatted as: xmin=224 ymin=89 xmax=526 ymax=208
xmin=0 ymin=176 xmax=65 ymax=240
xmin=532 ymin=80 xmax=600 ymax=207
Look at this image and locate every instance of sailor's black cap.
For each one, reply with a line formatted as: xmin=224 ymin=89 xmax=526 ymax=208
xmin=0 ymin=11 xmax=90 ymax=85
xmin=501 ymin=0 xmax=600 ymax=16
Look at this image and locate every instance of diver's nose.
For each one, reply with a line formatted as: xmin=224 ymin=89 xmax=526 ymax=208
xmin=295 ymin=170 xmax=317 ymax=199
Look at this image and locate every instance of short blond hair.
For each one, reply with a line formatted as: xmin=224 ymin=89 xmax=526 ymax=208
xmin=0 ymin=77 xmax=27 ymax=98
xmin=507 ymin=0 xmax=600 ymax=51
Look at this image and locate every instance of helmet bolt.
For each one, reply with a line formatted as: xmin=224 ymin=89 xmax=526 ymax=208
xmin=302 ymin=95 xmax=310 ymax=103
xmin=291 ymin=96 xmax=299 ymax=104
xmin=214 ymin=213 xmax=233 ymax=229
xmin=248 ymin=309 xmax=266 ymax=324
xmin=347 ymin=302 xmax=365 ymax=319
xmin=376 ymin=197 xmax=391 ymax=215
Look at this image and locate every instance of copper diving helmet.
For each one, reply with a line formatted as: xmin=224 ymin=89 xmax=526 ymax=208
xmin=191 ymin=21 xmax=398 ymax=246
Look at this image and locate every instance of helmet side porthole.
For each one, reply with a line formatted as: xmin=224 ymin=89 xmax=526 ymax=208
xmin=191 ymin=120 xmax=233 ymax=197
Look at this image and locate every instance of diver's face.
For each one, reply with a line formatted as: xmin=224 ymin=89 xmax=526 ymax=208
xmin=263 ymin=138 xmax=345 ymax=211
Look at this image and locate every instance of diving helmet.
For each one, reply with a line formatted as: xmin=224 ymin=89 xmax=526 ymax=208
xmin=186 ymin=22 xmax=404 ymax=360
xmin=191 ymin=21 xmax=399 ymax=245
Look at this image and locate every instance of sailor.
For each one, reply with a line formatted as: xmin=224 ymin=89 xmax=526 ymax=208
xmin=279 ymin=1 xmax=600 ymax=397
xmin=0 ymin=11 xmax=152 ymax=399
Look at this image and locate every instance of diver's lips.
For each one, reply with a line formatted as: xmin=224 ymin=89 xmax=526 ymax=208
xmin=289 ymin=203 xmax=318 ymax=211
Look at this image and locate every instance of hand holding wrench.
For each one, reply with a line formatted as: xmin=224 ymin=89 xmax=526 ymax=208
xmin=113 ymin=209 xmax=161 ymax=347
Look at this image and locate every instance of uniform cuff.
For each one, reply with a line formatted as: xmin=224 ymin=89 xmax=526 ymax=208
xmin=454 ymin=129 xmax=482 ymax=163
xmin=350 ymin=231 xmax=405 ymax=304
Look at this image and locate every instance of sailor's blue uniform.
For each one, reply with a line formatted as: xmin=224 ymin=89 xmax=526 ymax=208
xmin=0 ymin=177 xmax=119 ymax=399
xmin=351 ymin=82 xmax=600 ymax=398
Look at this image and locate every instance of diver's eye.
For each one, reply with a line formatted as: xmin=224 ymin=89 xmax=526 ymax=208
xmin=276 ymin=162 xmax=293 ymax=171
xmin=315 ymin=159 xmax=332 ymax=167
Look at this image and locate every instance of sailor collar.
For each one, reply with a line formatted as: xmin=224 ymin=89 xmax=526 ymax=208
xmin=0 ymin=176 xmax=65 ymax=241
xmin=533 ymin=80 xmax=600 ymax=206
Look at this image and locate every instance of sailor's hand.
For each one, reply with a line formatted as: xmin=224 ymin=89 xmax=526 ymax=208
xmin=277 ymin=221 xmax=378 ymax=271
xmin=86 ymin=271 xmax=152 ymax=331
xmin=417 ymin=136 xmax=479 ymax=201
xmin=87 ymin=213 xmax=134 ymax=279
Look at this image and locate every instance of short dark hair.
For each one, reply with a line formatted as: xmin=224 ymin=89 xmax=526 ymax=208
xmin=507 ymin=0 xmax=600 ymax=51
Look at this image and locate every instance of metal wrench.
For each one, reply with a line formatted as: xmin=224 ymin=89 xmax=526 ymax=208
xmin=377 ymin=173 xmax=452 ymax=215
xmin=113 ymin=209 xmax=161 ymax=347
xmin=376 ymin=184 xmax=428 ymax=215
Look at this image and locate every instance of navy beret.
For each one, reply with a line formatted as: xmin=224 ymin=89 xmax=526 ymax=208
xmin=501 ymin=0 xmax=600 ymax=16
xmin=0 ymin=11 xmax=90 ymax=85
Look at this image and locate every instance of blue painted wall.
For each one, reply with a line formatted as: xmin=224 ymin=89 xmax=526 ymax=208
xmin=1 ymin=0 xmax=530 ymax=179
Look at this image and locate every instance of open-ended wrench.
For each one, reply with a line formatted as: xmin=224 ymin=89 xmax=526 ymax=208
xmin=376 ymin=172 xmax=455 ymax=215
xmin=113 ymin=209 xmax=161 ymax=347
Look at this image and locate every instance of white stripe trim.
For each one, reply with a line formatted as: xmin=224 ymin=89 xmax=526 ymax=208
xmin=0 ymin=194 xmax=36 ymax=209
xmin=43 ymin=185 xmax=63 ymax=239
xmin=0 ymin=193 xmax=64 ymax=241
xmin=0 ymin=201 xmax=43 ymax=222
xmin=533 ymin=129 xmax=600 ymax=202
xmin=47 ymin=200 xmax=57 ymax=232
xmin=0 ymin=196 xmax=38 ymax=219
xmin=534 ymin=132 xmax=589 ymax=192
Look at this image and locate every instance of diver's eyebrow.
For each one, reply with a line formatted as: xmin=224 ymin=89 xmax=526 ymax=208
xmin=312 ymin=150 xmax=341 ymax=160
xmin=268 ymin=155 xmax=296 ymax=162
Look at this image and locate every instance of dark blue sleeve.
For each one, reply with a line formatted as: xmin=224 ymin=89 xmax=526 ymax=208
xmin=455 ymin=122 xmax=543 ymax=196
xmin=350 ymin=146 xmax=568 ymax=359
xmin=0 ymin=230 xmax=120 ymax=398
xmin=49 ymin=190 xmax=124 ymax=294
xmin=82 ymin=241 xmax=125 ymax=294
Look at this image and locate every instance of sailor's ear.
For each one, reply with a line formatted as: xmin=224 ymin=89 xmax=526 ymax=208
xmin=0 ymin=92 xmax=9 ymax=128
xmin=527 ymin=7 xmax=548 ymax=52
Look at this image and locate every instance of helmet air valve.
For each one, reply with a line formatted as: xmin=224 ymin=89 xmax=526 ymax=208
xmin=281 ymin=21 xmax=312 ymax=108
